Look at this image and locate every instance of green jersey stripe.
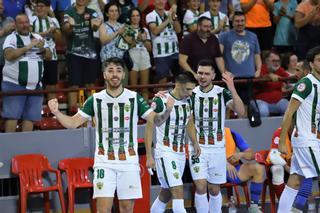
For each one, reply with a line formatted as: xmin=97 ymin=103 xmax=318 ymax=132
xmin=165 ymin=42 xmax=169 ymax=54
xmin=173 ymin=105 xmax=180 ymax=152
xmin=107 ymin=103 xmax=115 ymax=160
xmin=39 ymin=18 xmax=43 ymax=32
xmin=160 ymin=158 xmax=170 ymax=187
xmin=208 ymin=97 xmax=215 ymax=144
xmin=309 ymin=147 xmax=320 ymax=176
xmin=96 ymin=99 xmax=104 ymax=150
xmin=180 ymin=104 xmax=187 ymax=152
xmin=217 ymin=93 xmax=223 ymax=141
xmin=199 ymin=97 xmax=205 ymax=144
xmin=118 ymin=103 xmax=126 ymax=160
xmin=157 ymin=43 xmax=161 ymax=55
xmin=18 ymin=61 xmax=28 ymax=86
xmin=311 ymin=84 xmax=318 ymax=133
xmin=129 ymin=98 xmax=135 ymax=148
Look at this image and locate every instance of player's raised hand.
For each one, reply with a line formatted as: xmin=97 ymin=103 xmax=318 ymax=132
xmin=154 ymin=90 xmax=167 ymax=98
xmin=48 ymin=98 xmax=60 ymax=115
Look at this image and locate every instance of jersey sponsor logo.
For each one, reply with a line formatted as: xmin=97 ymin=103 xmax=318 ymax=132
xmin=193 ymin=166 xmax=200 ymax=173
xmin=173 ymin=172 xmax=180 ymax=179
xmin=96 ymin=182 xmax=103 ymax=189
xmin=125 ymin=116 xmax=130 ymax=121
xmin=297 ymin=83 xmax=306 ymax=92
xmin=114 ymin=116 xmax=119 ymax=121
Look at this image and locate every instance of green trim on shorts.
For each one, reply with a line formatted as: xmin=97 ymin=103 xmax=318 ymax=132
xmin=160 ymin=158 xmax=170 ymax=187
xmin=309 ymin=147 xmax=320 ymax=176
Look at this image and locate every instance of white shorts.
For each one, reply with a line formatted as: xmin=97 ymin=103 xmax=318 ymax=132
xmin=129 ymin=48 xmax=151 ymax=71
xmin=290 ymin=146 xmax=320 ymax=178
xmin=93 ymin=167 xmax=142 ymax=200
xmin=189 ymin=149 xmax=226 ymax=184
xmin=155 ymin=154 xmax=186 ymax=188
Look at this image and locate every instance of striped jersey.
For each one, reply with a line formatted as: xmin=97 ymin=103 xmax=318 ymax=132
xmin=79 ymin=89 xmax=153 ymax=171
xmin=151 ymin=92 xmax=193 ymax=157
xmin=146 ymin=10 xmax=179 ymax=58
xmin=191 ymin=85 xmax=232 ymax=149
xmin=291 ymin=74 xmax=320 ymax=147
xmin=30 ymin=16 xmax=60 ymax=60
xmin=183 ymin=9 xmax=199 ymax=36
xmin=200 ymin=11 xmax=229 ymax=33
xmin=2 ymin=32 xmax=47 ymax=89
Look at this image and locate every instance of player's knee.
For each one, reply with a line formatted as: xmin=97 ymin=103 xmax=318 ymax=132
xmin=252 ymin=163 xmax=264 ymax=180
xmin=159 ymin=188 xmax=172 ymax=203
xmin=270 ymin=165 xmax=284 ymax=185
xmin=208 ymin=184 xmax=220 ymax=196
xmin=170 ymin=186 xmax=184 ymax=199
xmin=195 ymin=183 xmax=207 ymax=194
xmin=119 ymin=203 xmax=134 ymax=213
xmin=97 ymin=206 xmax=112 ymax=213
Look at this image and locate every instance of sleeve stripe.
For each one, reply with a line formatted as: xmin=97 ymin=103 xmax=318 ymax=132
xmin=141 ymin=108 xmax=153 ymax=119
xmin=78 ymin=110 xmax=91 ymax=119
xmin=291 ymin=94 xmax=304 ymax=103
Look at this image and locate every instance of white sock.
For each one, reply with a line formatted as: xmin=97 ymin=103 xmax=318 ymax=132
xmin=277 ymin=185 xmax=298 ymax=213
xmin=209 ymin=192 xmax=222 ymax=213
xmin=195 ymin=193 xmax=209 ymax=213
xmin=172 ymin=199 xmax=186 ymax=213
xmin=150 ymin=197 xmax=167 ymax=213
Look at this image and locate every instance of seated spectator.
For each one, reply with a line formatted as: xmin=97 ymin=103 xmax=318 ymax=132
xmin=268 ymin=127 xmax=314 ymax=212
xmin=146 ymin=0 xmax=181 ymax=84
xmin=225 ymin=127 xmax=265 ymax=213
xmin=200 ymin=0 xmax=229 ymax=35
xmin=272 ymin=0 xmax=297 ymax=54
xmin=3 ymin=0 xmax=26 ymax=18
xmin=183 ymin=0 xmax=200 ymax=36
xmin=252 ymin=50 xmax=289 ymax=117
xmin=128 ymin=8 xmax=152 ymax=100
xmin=2 ymin=14 xmax=51 ymax=132
xmin=0 ymin=0 xmax=15 ymax=85
xmin=283 ymin=53 xmax=298 ymax=76
xmin=295 ymin=0 xmax=320 ymax=60
xmin=50 ymin=0 xmax=72 ymax=21
xmin=179 ymin=16 xmax=225 ymax=80
xmin=62 ymin=0 xmax=102 ymax=114
xmin=31 ymin=0 xmax=62 ymax=100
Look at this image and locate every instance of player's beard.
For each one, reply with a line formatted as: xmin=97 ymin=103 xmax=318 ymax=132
xmin=106 ymin=78 xmax=122 ymax=89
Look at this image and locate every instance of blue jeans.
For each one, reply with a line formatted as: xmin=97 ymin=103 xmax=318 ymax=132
xmin=251 ymin=99 xmax=289 ymax=117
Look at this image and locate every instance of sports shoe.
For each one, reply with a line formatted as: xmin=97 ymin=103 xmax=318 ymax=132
xmin=248 ymin=204 xmax=262 ymax=213
xmin=291 ymin=207 xmax=303 ymax=213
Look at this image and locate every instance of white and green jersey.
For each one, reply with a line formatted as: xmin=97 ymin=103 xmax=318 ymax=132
xmin=200 ymin=11 xmax=229 ymax=33
xmin=151 ymin=92 xmax=193 ymax=157
xmin=183 ymin=9 xmax=199 ymax=36
xmin=79 ymin=89 xmax=153 ymax=171
xmin=291 ymin=74 xmax=320 ymax=147
xmin=30 ymin=16 xmax=60 ymax=60
xmin=191 ymin=85 xmax=232 ymax=149
xmin=2 ymin=32 xmax=48 ymax=89
xmin=146 ymin=10 xmax=179 ymax=58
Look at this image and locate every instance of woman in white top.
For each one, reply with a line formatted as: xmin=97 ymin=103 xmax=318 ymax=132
xmin=128 ymin=8 xmax=152 ymax=100
xmin=183 ymin=0 xmax=201 ymax=36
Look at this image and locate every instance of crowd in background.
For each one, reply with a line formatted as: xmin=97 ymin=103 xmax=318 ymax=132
xmin=0 ymin=0 xmax=319 ymax=132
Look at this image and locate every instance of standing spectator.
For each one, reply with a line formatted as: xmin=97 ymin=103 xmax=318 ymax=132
xmin=240 ymin=0 xmax=274 ymax=51
xmin=31 ymin=0 xmax=62 ymax=100
xmin=146 ymin=0 xmax=181 ymax=84
xmin=115 ymin=0 xmax=135 ymax=24
xmin=219 ymin=11 xmax=261 ymax=115
xmin=87 ymin=0 xmax=106 ymax=19
xmin=179 ymin=16 xmax=225 ymax=80
xmin=294 ymin=0 xmax=320 ymax=60
xmin=62 ymin=0 xmax=102 ymax=114
xmin=50 ymin=0 xmax=72 ymax=21
xmin=273 ymin=0 xmax=297 ymax=54
xmin=200 ymin=0 xmax=229 ymax=35
xmin=128 ymin=8 xmax=152 ymax=100
xmin=253 ymin=50 xmax=289 ymax=117
xmin=3 ymin=0 xmax=26 ymax=19
xmin=183 ymin=0 xmax=201 ymax=36
xmin=1 ymin=13 xmax=51 ymax=132
xmin=0 ymin=0 xmax=15 ymax=84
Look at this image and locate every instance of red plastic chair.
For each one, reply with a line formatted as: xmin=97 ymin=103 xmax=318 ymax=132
xmin=255 ymin=150 xmax=276 ymax=213
xmin=221 ymin=182 xmax=251 ymax=208
xmin=58 ymin=157 xmax=96 ymax=213
xmin=11 ymin=154 xmax=66 ymax=213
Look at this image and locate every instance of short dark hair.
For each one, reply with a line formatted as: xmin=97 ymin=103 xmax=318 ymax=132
xmin=36 ymin=0 xmax=51 ymax=6
xmin=104 ymin=2 xmax=120 ymax=21
xmin=175 ymin=72 xmax=198 ymax=84
xmin=306 ymin=46 xmax=320 ymax=63
xmin=197 ymin=59 xmax=215 ymax=71
xmin=197 ymin=16 xmax=211 ymax=25
xmin=233 ymin=11 xmax=245 ymax=18
xmin=265 ymin=50 xmax=280 ymax=59
xmin=102 ymin=57 xmax=125 ymax=71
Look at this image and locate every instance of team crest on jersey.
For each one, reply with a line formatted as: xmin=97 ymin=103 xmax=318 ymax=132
xmin=125 ymin=104 xmax=130 ymax=112
xmin=204 ymin=108 xmax=208 ymax=112
xmin=297 ymin=83 xmax=306 ymax=92
xmin=114 ymin=116 xmax=119 ymax=121
xmin=173 ymin=172 xmax=179 ymax=179
xmin=97 ymin=182 xmax=103 ymax=189
xmin=125 ymin=116 xmax=130 ymax=121
xmin=113 ymin=104 xmax=119 ymax=111
xmin=193 ymin=166 xmax=200 ymax=173
xmin=213 ymin=99 xmax=218 ymax=105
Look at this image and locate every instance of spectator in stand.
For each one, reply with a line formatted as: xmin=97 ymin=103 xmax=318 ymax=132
xmin=200 ymin=0 xmax=234 ymax=17
xmin=200 ymin=0 xmax=229 ymax=35
xmin=146 ymin=0 xmax=181 ymax=84
xmin=115 ymin=0 xmax=135 ymax=24
xmin=283 ymin=53 xmax=298 ymax=76
xmin=87 ymin=0 xmax=106 ymax=19
xmin=50 ymin=0 xmax=72 ymax=21
xmin=0 ymin=0 xmax=15 ymax=85
xmin=179 ymin=16 xmax=225 ymax=80
xmin=252 ymin=50 xmax=290 ymax=117
xmin=183 ymin=0 xmax=201 ymax=36
xmin=128 ymin=8 xmax=152 ymax=100
xmin=240 ymin=0 xmax=274 ymax=51
xmin=294 ymin=0 xmax=320 ymax=60
xmin=31 ymin=0 xmax=62 ymax=100
xmin=62 ymin=0 xmax=102 ymax=114
xmin=25 ymin=0 xmax=55 ymax=20
xmin=1 ymin=13 xmax=52 ymax=132
xmin=272 ymin=0 xmax=297 ymax=54
xmin=3 ymin=0 xmax=26 ymax=19
xmin=219 ymin=11 xmax=261 ymax=116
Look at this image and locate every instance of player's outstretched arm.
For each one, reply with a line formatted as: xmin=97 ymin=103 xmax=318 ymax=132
xmin=144 ymin=112 xmax=156 ymax=170
xmin=48 ymin=98 xmax=88 ymax=129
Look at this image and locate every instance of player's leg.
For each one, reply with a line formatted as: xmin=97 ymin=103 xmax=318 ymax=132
xmin=292 ymin=178 xmax=313 ymax=211
xmin=207 ymin=150 xmax=227 ymax=213
xmin=189 ymin=152 xmax=209 ymax=213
